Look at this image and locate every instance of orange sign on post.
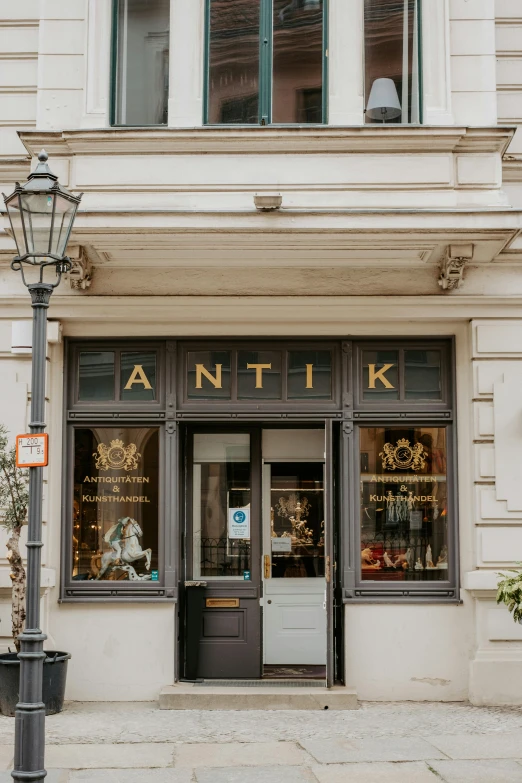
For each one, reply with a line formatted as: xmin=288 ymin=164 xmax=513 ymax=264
xmin=16 ymin=434 xmax=48 ymax=468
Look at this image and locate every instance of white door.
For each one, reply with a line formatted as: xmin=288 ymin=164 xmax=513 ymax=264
xmin=262 ymin=429 xmax=327 ymax=666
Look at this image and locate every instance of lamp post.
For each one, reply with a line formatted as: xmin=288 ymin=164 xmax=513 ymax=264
xmin=3 ymin=151 xmax=81 ymax=783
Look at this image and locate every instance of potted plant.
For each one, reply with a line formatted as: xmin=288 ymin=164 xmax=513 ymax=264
xmin=0 ymin=425 xmax=70 ymax=716
xmin=497 ymin=564 xmax=522 ymax=623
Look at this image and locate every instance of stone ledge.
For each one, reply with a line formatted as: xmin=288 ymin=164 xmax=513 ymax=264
xmin=159 ymin=683 xmax=358 ymax=711
xmin=18 ymin=126 xmax=516 ymax=157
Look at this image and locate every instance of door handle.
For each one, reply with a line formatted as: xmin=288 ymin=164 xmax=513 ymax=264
xmin=264 ymin=555 xmax=271 ymax=579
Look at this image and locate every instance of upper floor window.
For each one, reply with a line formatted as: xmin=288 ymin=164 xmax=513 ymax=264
xmin=364 ymin=0 xmax=421 ymax=124
xmin=112 ymin=0 xmax=170 ymax=126
xmin=206 ymin=0 xmax=325 ymax=125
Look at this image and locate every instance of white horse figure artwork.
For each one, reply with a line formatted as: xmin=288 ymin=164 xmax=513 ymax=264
xmin=96 ymin=517 xmax=152 ymax=581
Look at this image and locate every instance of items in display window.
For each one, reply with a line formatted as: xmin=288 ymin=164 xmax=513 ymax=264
xmin=72 ymin=427 xmax=159 ymax=582
xmin=360 ymin=426 xmax=449 ymax=582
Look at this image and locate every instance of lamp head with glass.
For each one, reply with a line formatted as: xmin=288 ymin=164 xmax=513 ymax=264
xmin=3 ymin=150 xmax=82 ymax=288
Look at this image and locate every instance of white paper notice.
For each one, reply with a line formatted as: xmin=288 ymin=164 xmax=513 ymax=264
xmin=228 ymin=508 xmax=251 ymax=540
xmin=271 ymin=537 xmax=292 ymax=553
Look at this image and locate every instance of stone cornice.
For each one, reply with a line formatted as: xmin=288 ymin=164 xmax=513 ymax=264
xmin=17 ymin=126 xmax=516 ymax=157
xmin=2 ymin=295 xmax=522 ymax=325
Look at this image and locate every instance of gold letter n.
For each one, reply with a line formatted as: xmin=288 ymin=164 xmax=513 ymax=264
xmin=368 ymin=364 xmax=395 ymax=389
xmin=195 ymin=364 xmax=222 ymax=389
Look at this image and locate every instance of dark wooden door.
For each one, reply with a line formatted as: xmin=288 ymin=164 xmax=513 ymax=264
xmin=184 ymin=427 xmax=262 ymax=679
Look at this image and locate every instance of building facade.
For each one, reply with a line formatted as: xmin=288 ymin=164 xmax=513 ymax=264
xmin=1 ymin=0 xmax=522 ymax=705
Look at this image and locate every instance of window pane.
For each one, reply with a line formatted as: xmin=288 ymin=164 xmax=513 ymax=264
xmin=362 ymin=350 xmax=399 ymax=401
xmin=364 ymin=0 xmax=420 ymax=125
xmin=73 ymin=428 xmax=159 ymax=582
xmin=79 ymin=352 xmax=115 ymax=401
xmin=193 ymin=433 xmax=251 ymax=579
xmin=288 ymin=350 xmax=332 ymax=399
xmin=272 ymin=0 xmax=324 ymax=123
xmin=270 ymin=462 xmax=324 ymax=578
xmin=121 ymin=352 xmax=157 ymax=402
xmin=114 ymin=0 xmax=169 ymax=126
xmin=405 ymin=350 xmax=442 ymax=400
xmin=187 ymin=351 xmax=232 ymax=399
xmin=360 ymin=426 xmax=449 ymax=582
xmin=208 ymin=0 xmax=260 ymax=124
xmin=238 ymin=351 xmax=282 ymax=399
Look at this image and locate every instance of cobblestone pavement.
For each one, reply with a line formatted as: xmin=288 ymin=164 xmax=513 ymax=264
xmin=1 ymin=702 xmax=522 ymax=782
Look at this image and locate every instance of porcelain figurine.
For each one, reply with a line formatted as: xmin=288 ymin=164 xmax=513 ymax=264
xmin=383 ymin=551 xmax=395 ymax=569
xmin=436 ymin=544 xmax=448 ymax=568
xmin=414 ymin=558 xmax=424 ymax=570
xmin=404 ymin=547 xmax=413 ymax=568
xmin=361 ymin=547 xmax=381 ymax=569
xmin=425 ymin=544 xmax=435 ymax=569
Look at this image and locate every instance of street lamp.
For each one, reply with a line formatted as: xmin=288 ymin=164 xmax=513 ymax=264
xmin=3 ymin=151 xmax=81 ymax=783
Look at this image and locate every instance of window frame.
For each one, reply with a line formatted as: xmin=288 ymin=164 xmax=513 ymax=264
xmin=62 ymin=339 xmax=177 ymax=602
xmin=110 ymin=0 xmax=170 ymax=128
xmin=62 ymin=337 xmax=457 ymax=603
xmin=363 ymin=0 xmax=424 ymax=126
xmin=342 ymin=337 xmax=459 ymax=602
xmin=203 ymin=0 xmax=329 ymax=126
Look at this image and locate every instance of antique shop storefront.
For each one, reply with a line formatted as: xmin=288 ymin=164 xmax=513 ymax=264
xmin=63 ymin=337 xmax=457 ymax=687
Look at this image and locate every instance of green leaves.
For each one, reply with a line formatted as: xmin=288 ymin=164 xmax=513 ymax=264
xmin=497 ymin=564 xmax=522 ymax=624
xmin=0 ymin=425 xmax=29 ymax=531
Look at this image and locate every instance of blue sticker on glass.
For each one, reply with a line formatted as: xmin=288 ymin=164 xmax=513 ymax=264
xmin=151 ymin=570 xmax=159 ymax=581
xmin=243 ymin=570 xmax=251 ymax=581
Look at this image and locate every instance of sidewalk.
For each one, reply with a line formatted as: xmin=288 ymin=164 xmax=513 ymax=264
xmin=1 ymin=701 xmax=522 ymax=782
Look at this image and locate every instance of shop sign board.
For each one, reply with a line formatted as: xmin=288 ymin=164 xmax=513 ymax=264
xmin=16 ymin=434 xmax=48 ymax=467
xmin=228 ymin=508 xmax=250 ymax=539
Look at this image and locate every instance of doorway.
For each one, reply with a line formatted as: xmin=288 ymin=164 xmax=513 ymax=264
xmin=183 ymin=425 xmax=331 ymax=683
xmin=262 ymin=429 xmax=326 ymax=678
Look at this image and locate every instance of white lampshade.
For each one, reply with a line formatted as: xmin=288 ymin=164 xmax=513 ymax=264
xmin=366 ymin=78 xmax=402 ymax=122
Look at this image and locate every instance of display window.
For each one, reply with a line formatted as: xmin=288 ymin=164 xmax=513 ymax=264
xmin=359 ymin=426 xmax=449 ymax=582
xmin=72 ymin=427 xmax=160 ymax=583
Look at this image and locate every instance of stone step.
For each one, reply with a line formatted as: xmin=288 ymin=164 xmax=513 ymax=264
xmin=159 ymin=683 xmax=358 ymax=710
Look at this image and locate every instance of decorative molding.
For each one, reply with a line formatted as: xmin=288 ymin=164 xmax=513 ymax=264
xmin=81 ymin=0 xmax=111 ymax=129
xmin=439 ymin=243 xmax=474 ymax=291
xmin=18 ymin=127 xmax=516 ymax=157
xmin=65 ymin=247 xmax=93 ymax=290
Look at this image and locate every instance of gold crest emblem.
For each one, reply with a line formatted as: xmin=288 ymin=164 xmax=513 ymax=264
xmin=94 ymin=439 xmax=141 ymax=471
xmin=379 ymin=438 xmax=426 ymax=472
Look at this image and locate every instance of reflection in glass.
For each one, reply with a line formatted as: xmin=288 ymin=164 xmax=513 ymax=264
xmin=362 ymin=350 xmax=399 ymax=401
xmin=405 ymin=350 xmax=442 ymax=400
xmin=79 ymin=352 xmax=115 ymax=401
xmin=208 ymin=0 xmax=260 ymax=124
xmin=238 ymin=351 xmax=282 ymax=399
xmin=288 ymin=350 xmax=332 ymax=399
xmin=270 ymin=462 xmax=324 ymax=577
xmin=272 ymin=0 xmax=324 ymax=123
xmin=114 ymin=0 xmax=170 ymax=125
xmin=187 ymin=351 xmax=231 ymax=399
xmin=72 ymin=428 xmax=159 ymax=581
xmin=364 ymin=0 xmax=420 ymax=125
xmin=193 ymin=433 xmax=251 ymax=579
xmin=360 ymin=426 xmax=448 ymax=582
xmin=121 ymin=352 xmax=157 ymax=401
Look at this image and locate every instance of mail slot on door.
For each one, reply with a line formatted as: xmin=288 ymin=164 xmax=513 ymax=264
xmin=205 ymin=598 xmax=240 ymax=608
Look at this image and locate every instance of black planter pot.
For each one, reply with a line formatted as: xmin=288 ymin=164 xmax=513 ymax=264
xmin=0 ymin=651 xmax=71 ymax=717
